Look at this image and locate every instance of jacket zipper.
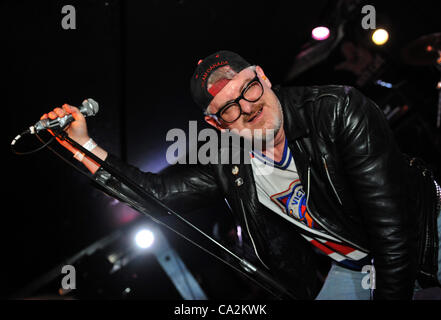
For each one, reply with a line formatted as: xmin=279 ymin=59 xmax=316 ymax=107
xmin=322 ymin=156 xmax=343 ymax=205
xmin=240 ymin=198 xmax=270 ymax=270
xmin=305 ymin=165 xmax=368 ymax=252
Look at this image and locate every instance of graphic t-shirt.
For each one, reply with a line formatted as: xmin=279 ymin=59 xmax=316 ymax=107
xmin=250 ymin=139 xmax=370 ymax=270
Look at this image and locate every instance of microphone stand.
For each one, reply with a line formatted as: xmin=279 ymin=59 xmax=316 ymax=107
xmin=55 ymin=130 xmax=299 ymax=300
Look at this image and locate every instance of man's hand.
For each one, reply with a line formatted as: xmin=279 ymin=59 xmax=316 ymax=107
xmin=40 ymin=104 xmax=90 ymax=153
xmin=40 ymin=103 xmax=108 ymax=174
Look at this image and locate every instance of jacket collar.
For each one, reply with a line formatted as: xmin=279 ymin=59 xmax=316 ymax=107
xmin=273 ymin=85 xmax=310 ymax=141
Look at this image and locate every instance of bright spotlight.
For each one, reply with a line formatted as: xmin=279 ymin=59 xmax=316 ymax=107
xmin=372 ymin=28 xmax=389 ymax=46
xmin=135 ymin=229 xmax=154 ymax=249
xmin=312 ymin=26 xmax=330 ymax=41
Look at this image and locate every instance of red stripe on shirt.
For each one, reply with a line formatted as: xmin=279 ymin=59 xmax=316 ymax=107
xmin=324 ymin=241 xmax=356 ymax=255
xmin=310 ymin=239 xmax=334 ymax=255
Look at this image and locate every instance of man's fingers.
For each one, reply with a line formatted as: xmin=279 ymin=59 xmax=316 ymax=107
xmin=63 ymin=104 xmax=82 ymax=121
xmin=54 ymin=107 xmax=66 ymax=118
xmin=62 ymin=104 xmax=73 ymax=113
xmin=48 ymin=111 xmax=58 ymax=120
xmin=40 ymin=113 xmax=48 ymax=120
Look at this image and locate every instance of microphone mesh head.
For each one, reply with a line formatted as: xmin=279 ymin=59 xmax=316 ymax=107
xmin=82 ymin=98 xmax=99 ymax=116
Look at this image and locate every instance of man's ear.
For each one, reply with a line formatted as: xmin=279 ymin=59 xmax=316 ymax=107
xmin=256 ymin=65 xmax=272 ymax=88
xmin=204 ymin=115 xmax=225 ymax=132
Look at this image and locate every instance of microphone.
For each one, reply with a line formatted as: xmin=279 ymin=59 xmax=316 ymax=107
xmin=31 ymin=98 xmax=99 ymax=133
xmin=11 ymin=98 xmax=99 ymax=147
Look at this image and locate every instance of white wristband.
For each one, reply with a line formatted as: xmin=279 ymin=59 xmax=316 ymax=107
xmin=73 ymin=138 xmax=97 ymax=162
xmin=83 ymin=138 xmax=97 ymax=152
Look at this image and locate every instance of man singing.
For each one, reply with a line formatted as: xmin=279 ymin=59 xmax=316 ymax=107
xmin=41 ymin=50 xmax=441 ymax=300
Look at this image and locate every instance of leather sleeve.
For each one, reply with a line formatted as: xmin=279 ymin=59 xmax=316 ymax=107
xmin=93 ymin=153 xmax=221 ymax=215
xmin=337 ymin=87 xmax=417 ymax=299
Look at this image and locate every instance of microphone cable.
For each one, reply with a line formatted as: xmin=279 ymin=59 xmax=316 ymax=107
xmin=11 ymin=128 xmax=59 ymax=156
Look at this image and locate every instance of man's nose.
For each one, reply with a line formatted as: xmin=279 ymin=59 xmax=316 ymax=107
xmin=239 ymin=99 xmax=256 ymax=115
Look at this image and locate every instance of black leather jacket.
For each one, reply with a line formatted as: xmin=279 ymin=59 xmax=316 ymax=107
xmin=94 ymin=85 xmax=440 ymax=299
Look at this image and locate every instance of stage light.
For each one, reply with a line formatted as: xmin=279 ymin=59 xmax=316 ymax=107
xmin=372 ymin=28 xmax=389 ymax=45
xmin=135 ymin=229 xmax=154 ymax=249
xmin=311 ymin=26 xmax=330 ymax=41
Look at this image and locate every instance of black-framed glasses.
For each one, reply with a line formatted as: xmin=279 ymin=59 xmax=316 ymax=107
xmin=207 ymin=71 xmax=264 ymax=124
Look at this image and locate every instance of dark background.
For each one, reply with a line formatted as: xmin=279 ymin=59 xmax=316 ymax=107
xmin=3 ymin=0 xmax=440 ymax=299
